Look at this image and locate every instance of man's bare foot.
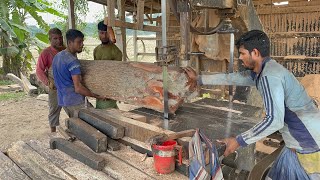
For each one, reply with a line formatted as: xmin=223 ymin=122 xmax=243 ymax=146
xmin=51 ymin=127 xmax=56 ymax=133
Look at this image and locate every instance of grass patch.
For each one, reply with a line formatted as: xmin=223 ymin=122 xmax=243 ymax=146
xmin=0 ymin=80 xmax=14 ymax=86
xmin=0 ymin=92 xmax=26 ymax=101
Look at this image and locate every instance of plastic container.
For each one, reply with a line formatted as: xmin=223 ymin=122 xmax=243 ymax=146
xmin=152 ymin=140 xmax=182 ymax=174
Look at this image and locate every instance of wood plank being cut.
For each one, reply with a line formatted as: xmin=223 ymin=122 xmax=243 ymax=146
xmin=79 ymin=60 xmax=197 ymax=113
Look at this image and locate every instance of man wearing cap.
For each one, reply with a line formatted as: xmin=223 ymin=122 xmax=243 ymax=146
xmin=36 ymin=28 xmax=65 ymax=132
xmin=93 ymin=20 xmax=123 ymax=109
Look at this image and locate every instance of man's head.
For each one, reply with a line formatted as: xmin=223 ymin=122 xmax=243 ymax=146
xmin=48 ymin=28 xmax=63 ymax=50
xmin=97 ymin=21 xmax=111 ymax=44
xmin=66 ymin=29 xmax=84 ymax=53
xmin=236 ymin=30 xmax=270 ymax=71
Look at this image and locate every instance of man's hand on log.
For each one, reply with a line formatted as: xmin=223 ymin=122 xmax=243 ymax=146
xmin=184 ymin=67 xmax=198 ymax=91
xmin=217 ymin=137 xmax=240 ymax=157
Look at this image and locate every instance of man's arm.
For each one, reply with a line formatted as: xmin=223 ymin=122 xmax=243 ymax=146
xmin=36 ymin=53 xmax=49 ymax=85
xmin=221 ymin=76 xmax=285 ymax=156
xmin=184 ymin=67 xmax=255 ymax=88
xmin=72 ymin=74 xmax=104 ymax=99
xmin=93 ymin=47 xmax=97 ymax=60
xmin=239 ymin=76 xmax=285 ymax=147
xmin=199 ymin=71 xmax=255 ymax=86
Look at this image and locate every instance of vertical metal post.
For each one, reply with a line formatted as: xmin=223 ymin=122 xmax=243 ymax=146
xmin=229 ymin=33 xmax=235 ymax=102
xmin=161 ymin=0 xmax=169 ymax=123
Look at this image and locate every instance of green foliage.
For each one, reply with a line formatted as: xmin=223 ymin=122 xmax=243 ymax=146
xmin=0 ymin=0 xmax=65 ymax=76
xmin=0 ymin=80 xmax=14 ymax=86
xmin=0 ymin=92 xmax=26 ymax=101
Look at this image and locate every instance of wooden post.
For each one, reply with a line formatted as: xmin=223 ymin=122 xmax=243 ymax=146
xmin=107 ymin=0 xmax=115 ymax=27
xmin=67 ymin=0 xmax=75 ymax=29
xmin=178 ymin=0 xmax=190 ymax=67
xmin=133 ymin=12 xmax=138 ymax=61
xmin=136 ymin=0 xmax=145 ymax=30
xmin=117 ymin=0 xmax=127 ymax=61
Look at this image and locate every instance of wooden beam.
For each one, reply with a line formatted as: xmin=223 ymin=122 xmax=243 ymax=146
xmin=107 ymin=0 xmax=115 ymax=26
xmin=77 ymin=108 xmax=125 ymax=139
xmin=0 ymin=151 xmax=30 ymax=179
xmin=268 ymin=31 xmax=320 ymax=38
xmin=114 ymin=19 xmax=161 ymax=32
xmin=257 ymin=5 xmax=320 ymax=14
xmin=27 ymin=140 xmax=109 ymax=179
xmin=108 ymin=109 xmax=147 ymax=122
xmin=145 ymin=13 xmax=153 ymax=24
xmin=136 ymin=0 xmax=145 ymax=30
xmin=67 ymin=0 xmax=75 ymax=29
xmin=80 ymin=108 xmax=176 ymax=142
xmin=117 ymin=0 xmax=127 ymax=61
xmin=6 ymin=73 xmax=37 ymax=95
xmin=7 ymin=141 xmax=73 ymax=179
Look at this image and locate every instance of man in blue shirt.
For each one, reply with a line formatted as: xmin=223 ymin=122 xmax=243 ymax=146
xmin=52 ymin=29 xmax=105 ymax=117
xmin=185 ymin=30 xmax=320 ymax=179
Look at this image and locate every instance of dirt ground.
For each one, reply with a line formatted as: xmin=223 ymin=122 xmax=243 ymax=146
xmin=0 ymin=84 xmax=187 ymax=179
xmin=0 ymin=94 xmax=69 ymax=152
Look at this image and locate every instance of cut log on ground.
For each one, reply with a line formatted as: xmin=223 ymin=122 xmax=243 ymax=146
xmin=27 ymin=140 xmax=111 ymax=180
xmin=66 ymin=118 xmax=107 ymax=153
xmin=79 ymin=60 xmax=197 ymax=113
xmin=50 ymin=138 xmax=106 ymax=171
xmin=0 ymin=151 xmax=30 ymax=179
xmin=6 ymin=73 xmax=37 ymax=95
xmin=79 ymin=108 xmax=176 ymax=142
xmin=7 ymin=141 xmax=74 ymax=179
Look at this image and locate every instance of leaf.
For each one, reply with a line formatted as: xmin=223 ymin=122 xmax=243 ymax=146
xmin=35 ymin=32 xmax=49 ymax=44
xmin=25 ymin=49 xmax=33 ymax=59
xmin=26 ymin=7 xmax=50 ymax=31
xmin=11 ymin=22 xmax=31 ymax=33
xmin=0 ymin=30 xmax=15 ymax=45
xmin=0 ymin=46 xmax=20 ymax=57
xmin=18 ymin=43 xmax=27 ymax=49
xmin=0 ymin=19 xmax=17 ymax=38
xmin=29 ymin=38 xmax=47 ymax=49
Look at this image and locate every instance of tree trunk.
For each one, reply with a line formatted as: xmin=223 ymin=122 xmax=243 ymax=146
xmin=79 ymin=60 xmax=197 ymax=113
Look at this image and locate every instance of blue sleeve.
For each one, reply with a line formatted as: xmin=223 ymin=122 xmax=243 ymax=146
xmin=198 ymin=70 xmax=255 ymax=86
xmin=68 ymin=60 xmax=81 ymax=76
xmin=237 ymin=76 xmax=285 ymax=146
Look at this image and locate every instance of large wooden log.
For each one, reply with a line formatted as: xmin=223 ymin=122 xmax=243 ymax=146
xmin=80 ymin=60 xmax=196 ymax=113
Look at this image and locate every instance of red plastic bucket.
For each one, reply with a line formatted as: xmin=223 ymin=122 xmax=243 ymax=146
xmin=152 ymin=140 xmax=182 ymax=174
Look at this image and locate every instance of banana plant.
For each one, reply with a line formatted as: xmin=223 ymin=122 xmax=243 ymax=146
xmin=0 ymin=0 xmax=65 ymax=76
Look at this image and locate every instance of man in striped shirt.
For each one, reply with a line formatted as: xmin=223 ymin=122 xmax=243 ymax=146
xmin=185 ymin=30 xmax=320 ymax=179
